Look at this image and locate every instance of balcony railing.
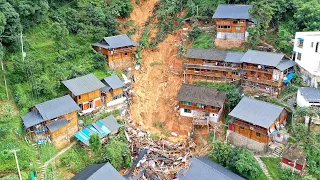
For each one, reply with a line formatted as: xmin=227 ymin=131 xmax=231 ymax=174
xmin=243 ymin=65 xmax=273 ymax=74
xmin=184 ymin=63 xmax=240 ymax=71
xmin=243 ymin=77 xmax=281 ymax=86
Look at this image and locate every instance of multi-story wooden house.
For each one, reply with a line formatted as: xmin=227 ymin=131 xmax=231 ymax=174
xmin=240 ymin=50 xmax=296 ymax=96
xmin=183 ymin=48 xmax=244 ymax=83
xmin=228 ymin=97 xmax=288 ymax=151
xmin=92 ymin=34 xmax=138 ymax=68
xmin=213 ymin=4 xmax=254 ymax=41
xmin=176 ymin=84 xmax=227 ymax=125
xmin=101 ymin=75 xmax=126 ymax=107
xmin=22 ymin=95 xmax=80 ymax=149
xmin=62 ymin=74 xmax=106 ymax=114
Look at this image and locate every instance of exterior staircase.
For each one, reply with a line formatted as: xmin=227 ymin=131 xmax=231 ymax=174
xmin=272 ymin=144 xmax=285 ymax=157
xmin=254 ymin=156 xmax=273 ymax=180
xmin=31 ymin=143 xmax=46 ymax=180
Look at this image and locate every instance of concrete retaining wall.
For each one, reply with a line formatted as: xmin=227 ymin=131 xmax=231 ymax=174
xmin=227 ymin=130 xmax=267 ymax=153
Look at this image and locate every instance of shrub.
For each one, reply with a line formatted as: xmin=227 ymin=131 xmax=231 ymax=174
xmin=189 ymin=26 xmax=201 ymax=41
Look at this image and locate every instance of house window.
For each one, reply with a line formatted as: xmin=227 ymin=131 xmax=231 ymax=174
xmin=194 ymin=58 xmax=196 ymax=62
xmin=112 ymin=94 xmax=123 ymax=100
xmin=311 ymin=42 xmax=314 ymax=47
xmin=240 ymin=126 xmax=244 ymax=129
xmin=218 ymin=25 xmax=231 ymax=29
xmin=184 ymin=109 xmax=191 ymax=113
xmin=195 ymin=68 xmax=200 ymax=72
xmin=124 ymin=52 xmax=128 ymax=56
xmin=196 ymin=103 xmax=202 ymax=108
xmin=236 ymin=26 xmax=241 ymax=31
xmin=316 ymin=42 xmax=319 ymax=53
xmin=211 ymin=106 xmax=216 ymax=109
xmin=78 ymin=95 xmax=81 ymax=100
xmin=298 ymin=39 xmax=304 ymax=48
xmin=188 ymin=102 xmax=192 ymax=105
xmin=232 ymin=71 xmax=238 ymax=75
xmin=233 ymin=20 xmax=240 ymax=24
xmin=297 ymin=52 xmax=302 ymax=60
xmin=182 ymin=101 xmax=188 ymax=105
xmin=256 ymin=132 xmax=261 ymax=137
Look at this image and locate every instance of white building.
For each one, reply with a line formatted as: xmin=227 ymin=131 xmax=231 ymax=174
xmin=293 ymin=32 xmax=320 ymax=87
xmin=297 ymin=87 xmax=320 ymax=125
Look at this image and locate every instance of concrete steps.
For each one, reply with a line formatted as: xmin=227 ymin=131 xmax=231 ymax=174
xmin=254 ymin=156 xmax=273 ymax=180
xmin=272 ymin=145 xmax=284 ymax=157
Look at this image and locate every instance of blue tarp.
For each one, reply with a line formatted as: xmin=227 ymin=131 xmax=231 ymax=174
xmin=74 ymin=118 xmax=118 ymax=146
xmin=297 ymin=37 xmax=304 ymax=40
xmin=283 ymin=72 xmax=294 ymax=84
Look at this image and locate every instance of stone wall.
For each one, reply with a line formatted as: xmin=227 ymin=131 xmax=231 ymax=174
xmin=227 ymin=130 xmax=267 ymax=153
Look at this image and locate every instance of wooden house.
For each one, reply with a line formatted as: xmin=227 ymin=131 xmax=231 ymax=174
xmin=22 ymin=95 xmax=80 ymax=149
xmin=281 ymin=143 xmax=307 ymax=175
xmin=176 ymin=84 xmax=227 ymax=125
xmin=183 ymin=48 xmax=244 ymax=83
xmin=240 ymin=50 xmax=296 ymax=96
xmin=62 ymin=74 xmax=106 ymax=115
xmin=72 ymin=162 xmax=125 ymax=180
xmin=92 ymin=34 xmax=138 ymax=68
xmin=212 ymin=4 xmax=254 ymax=41
xmin=228 ymin=97 xmax=288 ymax=145
xmin=101 ymin=75 xmax=126 ymax=107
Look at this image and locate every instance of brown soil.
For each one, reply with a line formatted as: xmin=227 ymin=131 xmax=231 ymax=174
xmin=214 ymin=39 xmax=245 ymax=49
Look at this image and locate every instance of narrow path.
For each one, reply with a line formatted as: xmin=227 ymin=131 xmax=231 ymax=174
xmin=42 ymin=141 xmax=76 ymax=168
xmin=254 ymin=156 xmax=273 ymax=180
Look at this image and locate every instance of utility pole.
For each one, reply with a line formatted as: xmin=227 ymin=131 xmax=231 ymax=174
xmin=0 ymin=57 xmax=9 ymax=100
xmin=10 ymin=149 xmax=22 ymax=180
xmin=20 ymin=32 xmax=26 ymax=62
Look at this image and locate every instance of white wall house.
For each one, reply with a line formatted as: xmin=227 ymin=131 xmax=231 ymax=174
xmin=179 ymin=105 xmax=224 ymax=123
xmin=297 ymin=87 xmax=320 ymax=125
xmin=293 ymin=32 xmax=320 ymax=87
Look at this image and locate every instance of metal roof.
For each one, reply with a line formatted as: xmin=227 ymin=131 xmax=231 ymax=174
xmin=100 ymin=115 xmax=121 ymax=133
xmin=178 ymin=157 xmax=245 ymax=180
xmin=92 ymin=34 xmax=138 ymax=49
xmin=71 ymin=163 xmax=125 ymax=180
xmin=213 ymin=4 xmax=253 ymax=19
xmin=35 ymin=95 xmax=80 ymax=120
xmin=177 ymin=84 xmax=227 ymax=107
xmin=62 ymin=74 xmax=106 ymax=96
xmin=276 ymin=60 xmax=296 ymax=71
xmin=298 ymin=87 xmax=320 ymax=102
xmin=22 ymin=111 xmax=44 ymax=128
xmin=225 ymin=52 xmax=245 ymax=63
xmin=229 ymin=97 xmax=284 ymax=128
xmin=102 ymin=75 xmax=125 ymax=91
xmin=46 ymin=119 xmax=69 ymax=133
xmin=186 ymin=48 xmax=228 ymax=61
xmin=240 ymin=50 xmax=284 ymax=67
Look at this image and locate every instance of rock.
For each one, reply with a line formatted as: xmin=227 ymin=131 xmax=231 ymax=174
xmin=171 ymin=132 xmax=178 ymax=137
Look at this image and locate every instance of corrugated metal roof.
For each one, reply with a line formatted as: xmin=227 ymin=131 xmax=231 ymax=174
xmin=276 ymin=60 xmax=296 ymax=71
xmin=213 ymin=4 xmax=253 ymax=19
xmin=93 ymin=34 xmax=138 ymax=49
xmin=102 ymin=75 xmax=125 ymax=90
xmin=299 ymin=87 xmax=320 ymax=102
xmin=46 ymin=119 xmax=69 ymax=133
xmin=240 ymin=50 xmax=284 ymax=67
xmin=186 ymin=48 xmax=228 ymax=61
xmin=225 ymin=52 xmax=245 ymax=63
xmin=62 ymin=74 xmax=106 ymax=96
xmin=229 ymin=97 xmax=284 ymax=128
xmin=35 ymin=95 xmax=80 ymax=120
xmin=178 ymin=157 xmax=245 ymax=180
xmin=100 ymin=115 xmax=121 ymax=133
xmin=22 ymin=111 xmax=44 ymax=128
xmin=177 ymin=84 xmax=227 ymax=107
xmin=71 ymin=163 xmax=125 ymax=180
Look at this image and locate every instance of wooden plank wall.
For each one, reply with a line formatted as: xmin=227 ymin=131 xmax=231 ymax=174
xmin=215 ymin=19 xmax=247 ymax=33
xmin=71 ymin=89 xmax=101 ymax=104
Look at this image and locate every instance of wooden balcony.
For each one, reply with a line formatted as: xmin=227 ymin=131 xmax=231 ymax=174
xmin=243 ymin=65 xmax=273 ymax=74
xmin=243 ymin=77 xmax=281 ymax=87
xmin=184 ymin=63 xmax=240 ymax=72
xmin=185 ymin=70 xmax=240 ymax=80
xmin=180 ymin=104 xmax=219 ymax=114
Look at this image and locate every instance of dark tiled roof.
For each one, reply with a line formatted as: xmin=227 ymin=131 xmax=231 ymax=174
xmin=213 ymin=4 xmax=253 ymax=19
xmin=62 ymin=74 xmax=106 ymax=96
xmin=100 ymin=115 xmax=121 ymax=133
xmin=276 ymin=60 xmax=296 ymax=71
xmin=225 ymin=52 xmax=245 ymax=63
xmin=229 ymin=97 xmax=284 ymax=128
xmin=22 ymin=111 xmax=44 ymax=128
xmin=71 ymin=163 xmax=125 ymax=180
xmin=101 ymin=75 xmax=125 ymax=93
xmin=178 ymin=157 xmax=246 ymax=180
xmin=186 ymin=48 xmax=228 ymax=61
xmin=35 ymin=95 xmax=80 ymax=120
xmin=177 ymin=84 xmax=227 ymax=107
xmin=92 ymin=34 xmax=138 ymax=49
xmin=298 ymin=87 xmax=320 ymax=102
xmin=46 ymin=119 xmax=69 ymax=133
xmin=281 ymin=143 xmax=306 ymax=165
xmin=240 ymin=50 xmax=284 ymax=67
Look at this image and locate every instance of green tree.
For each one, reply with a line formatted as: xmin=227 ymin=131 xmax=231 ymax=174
xmin=250 ymin=0 xmax=274 ymax=35
xmin=294 ymin=0 xmax=320 ymax=31
xmin=189 ymin=26 xmax=201 ymax=41
xmin=294 ymin=106 xmax=320 ymax=133
xmin=208 ymin=141 xmax=231 ymax=167
xmin=247 ymin=25 xmax=262 ymax=50
xmin=235 ymin=149 xmax=262 ymax=179
xmin=50 ymin=22 xmax=69 ymax=53
xmin=89 ymin=134 xmax=102 ymax=153
xmin=0 ymin=12 xmax=6 ymax=35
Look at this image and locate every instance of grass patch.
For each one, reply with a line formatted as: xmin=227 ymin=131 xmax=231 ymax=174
xmin=260 ymin=157 xmax=282 ymax=180
xmin=150 ymin=61 xmax=162 ymax=67
xmin=154 ymin=121 xmax=170 ymax=136
xmin=150 ymin=133 xmax=161 ymax=140
xmin=192 ymin=32 xmax=214 ymax=49
xmin=39 ymin=143 xmax=57 ymax=163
